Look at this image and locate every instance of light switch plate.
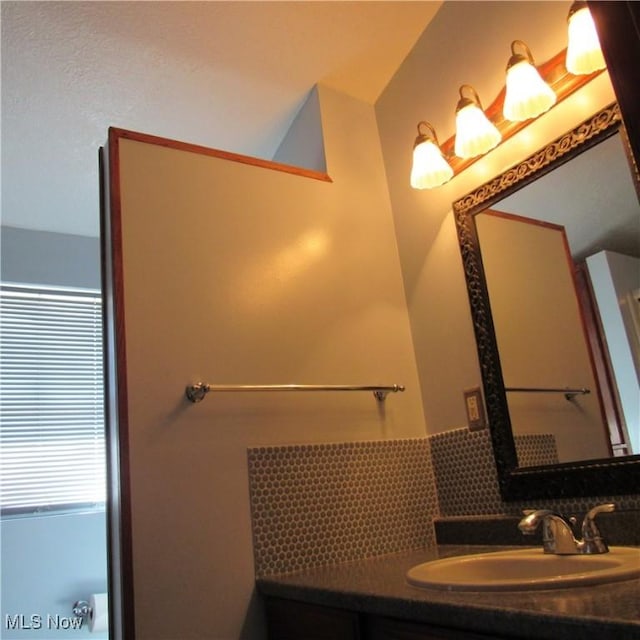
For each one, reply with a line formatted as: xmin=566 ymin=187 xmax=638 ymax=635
xmin=464 ymin=386 xmax=486 ymax=431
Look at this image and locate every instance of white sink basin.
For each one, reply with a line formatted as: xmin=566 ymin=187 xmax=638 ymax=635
xmin=407 ymin=547 xmax=640 ymax=591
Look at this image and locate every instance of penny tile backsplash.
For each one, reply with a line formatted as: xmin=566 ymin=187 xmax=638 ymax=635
xmin=247 ymin=428 xmax=639 ymax=577
xmin=247 ymin=439 xmax=438 ymax=576
xmin=430 ymin=427 xmax=640 ymax=517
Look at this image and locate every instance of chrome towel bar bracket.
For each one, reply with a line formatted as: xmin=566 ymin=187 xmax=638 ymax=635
xmin=185 ymin=382 xmax=405 ymax=403
xmin=72 ymin=600 xmax=91 ymax=618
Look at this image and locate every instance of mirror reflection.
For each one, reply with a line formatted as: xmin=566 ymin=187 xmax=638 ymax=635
xmin=475 ymin=130 xmax=640 ymax=467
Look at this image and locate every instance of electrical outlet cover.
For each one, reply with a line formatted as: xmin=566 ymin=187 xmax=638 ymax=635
xmin=463 ymin=387 xmax=486 ymax=431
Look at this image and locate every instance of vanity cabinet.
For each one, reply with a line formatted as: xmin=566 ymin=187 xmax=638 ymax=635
xmin=264 ymin=598 xmax=514 ymax=640
xmin=364 ymin=615 xmax=514 ymax=640
xmin=264 ymin=597 xmax=361 ymax=640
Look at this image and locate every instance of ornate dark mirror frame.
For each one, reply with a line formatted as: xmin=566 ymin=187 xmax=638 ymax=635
xmin=454 ymin=102 xmax=640 ymax=501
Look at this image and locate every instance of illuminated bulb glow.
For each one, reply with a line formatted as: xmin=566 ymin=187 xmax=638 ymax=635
xmin=566 ymin=6 xmax=606 ymax=75
xmin=410 ymin=139 xmax=453 ymax=189
xmin=503 ymin=60 xmax=556 ymax=121
xmin=455 ymin=103 xmax=502 ymax=158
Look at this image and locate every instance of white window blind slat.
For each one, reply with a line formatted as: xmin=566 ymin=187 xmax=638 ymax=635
xmin=0 ymin=284 xmax=106 ymax=515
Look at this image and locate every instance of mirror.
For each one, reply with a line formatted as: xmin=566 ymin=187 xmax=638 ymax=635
xmin=454 ymin=102 xmax=640 ymax=500
xmin=477 ymin=131 xmax=639 ymax=464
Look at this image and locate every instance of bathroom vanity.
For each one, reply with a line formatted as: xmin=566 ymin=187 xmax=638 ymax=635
xmin=257 ymin=545 xmax=640 ymax=640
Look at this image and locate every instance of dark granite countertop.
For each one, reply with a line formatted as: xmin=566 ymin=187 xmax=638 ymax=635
xmin=256 ymin=545 xmax=640 ymax=640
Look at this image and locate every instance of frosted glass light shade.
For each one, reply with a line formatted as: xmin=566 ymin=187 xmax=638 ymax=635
xmin=410 ymin=139 xmax=453 ymax=189
xmin=503 ymin=60 xmax=556 ymax=122
xmin=566 ymin=5 xmax=606 ymax=75
xmin=455 ymin=103 xmax=502 ymax=158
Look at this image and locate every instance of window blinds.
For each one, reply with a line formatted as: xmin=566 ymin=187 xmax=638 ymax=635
xmin=0 ymin=284 xmax=106 ymax=515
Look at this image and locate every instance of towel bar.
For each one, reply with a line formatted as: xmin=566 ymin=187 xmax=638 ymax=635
xmin=185 ymin=382 xmax=405 ymax=403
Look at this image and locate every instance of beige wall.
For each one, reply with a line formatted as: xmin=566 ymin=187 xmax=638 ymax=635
xmin=113 ymin=85 xmax=425 ymax=639
xmin=376 ymin=0 xmax=617 ymax=434
xmin=476 ymin=212 xmax=609 ymax=462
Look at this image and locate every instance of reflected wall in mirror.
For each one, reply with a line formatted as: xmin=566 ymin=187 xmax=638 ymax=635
xmin=454 ymin=102 xmax=640 ymax=500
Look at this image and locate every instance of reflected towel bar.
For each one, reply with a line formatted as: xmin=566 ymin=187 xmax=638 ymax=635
xmin=505 ymin=387 xmax=590 ymax=401
xmin=185 ymin=382 xmax=405 ymax=403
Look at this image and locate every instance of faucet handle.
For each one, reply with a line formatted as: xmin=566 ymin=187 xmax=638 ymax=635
xmin=584 ymin=503 xmax=615 ymax=519
xmin=518 ymin=509 xmax=553 ymax=534
xmin=581 ymin=503 xmax=615 ymax=553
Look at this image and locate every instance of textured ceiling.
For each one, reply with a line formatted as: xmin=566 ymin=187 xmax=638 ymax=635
xmin=1 ymin=1 xmax=442 ymax=237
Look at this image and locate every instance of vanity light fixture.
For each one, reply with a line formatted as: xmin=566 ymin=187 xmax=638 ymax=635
xmin=410 ymin=121 xmax=453 ymax=189
xmin=409 ymin=26 xmax=607 ymax=190
xmin=454 ymin=85 xmax=502 ymax=159
xmin=503 ymin=40 xmax=556 ymax=122
xmin=566 ymin=1 xmax=606 ymax=75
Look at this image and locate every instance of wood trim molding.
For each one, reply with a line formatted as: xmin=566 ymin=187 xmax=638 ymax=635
xmin=109 ymin=127 xmax=333 ymax=183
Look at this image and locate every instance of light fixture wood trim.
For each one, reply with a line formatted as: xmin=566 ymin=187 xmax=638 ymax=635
xmin=109 ymin=127 xmax=333 ymax=183
xmin=441 ymin=49 xmax=605 ymax=175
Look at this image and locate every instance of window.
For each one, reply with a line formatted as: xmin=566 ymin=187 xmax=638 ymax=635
xmin=0 ymin=284 xmax=105 ymax=515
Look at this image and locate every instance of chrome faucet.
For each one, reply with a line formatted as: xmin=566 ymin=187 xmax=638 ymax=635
xmin=518 ymin=503 xmax=615 ymax=554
